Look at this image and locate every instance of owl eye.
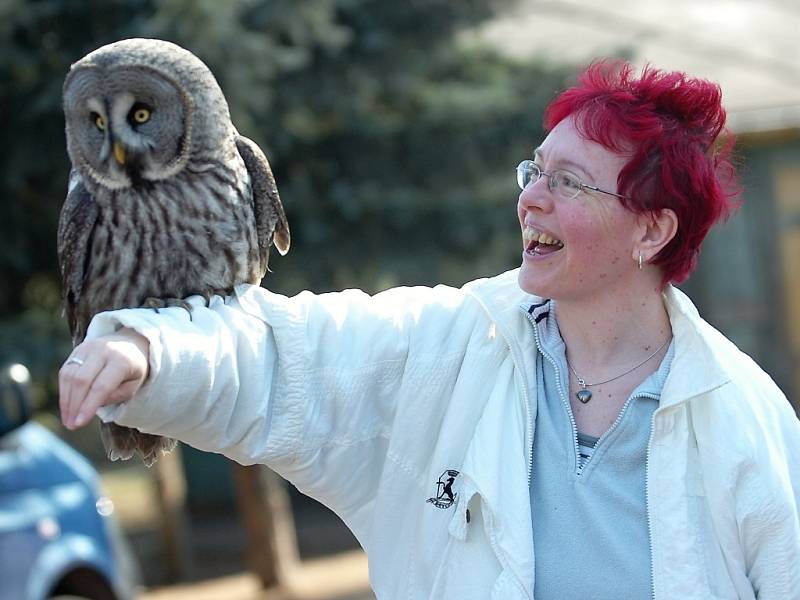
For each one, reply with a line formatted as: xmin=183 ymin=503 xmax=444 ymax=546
xmin=130 ymin=104 xmax=151 ymax=125
xmin=92 ymin=113 xmax=106 ymax=131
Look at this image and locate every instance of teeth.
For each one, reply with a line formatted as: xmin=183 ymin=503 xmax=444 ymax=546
xmin=522 ymin=226 xmax=564 ymax=247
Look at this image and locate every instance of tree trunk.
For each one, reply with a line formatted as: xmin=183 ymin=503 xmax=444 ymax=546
xmin=153 ymin=444 xmax=191 ymax=581
xmin=231 ymin=463 xmax=299 ymax=588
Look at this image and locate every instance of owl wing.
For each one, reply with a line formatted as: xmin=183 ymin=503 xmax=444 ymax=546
xmin=56 ymin=171 xmax=99 ymax=342
xmin=235 ymin=135 xmax=290 ymax=278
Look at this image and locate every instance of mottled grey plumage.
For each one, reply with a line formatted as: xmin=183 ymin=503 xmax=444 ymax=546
xmin=58 ymin=38 xmax=290 ymax=466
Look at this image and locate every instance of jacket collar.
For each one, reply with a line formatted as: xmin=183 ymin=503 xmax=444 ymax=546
xmin=467 ymin=270 xmax=732 ymax=409
xmin=464 ymin=269 xmax=537 ymax=341
xmin=659 ymin=285 xmax=731 ymax=406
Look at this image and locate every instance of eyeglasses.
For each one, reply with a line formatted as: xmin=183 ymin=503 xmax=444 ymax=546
xmin=516 ymin=159 xmax=628 ymax=201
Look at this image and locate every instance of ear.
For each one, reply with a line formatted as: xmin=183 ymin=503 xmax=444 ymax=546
xmin=632 ymin=209 xmax=678 ymax=264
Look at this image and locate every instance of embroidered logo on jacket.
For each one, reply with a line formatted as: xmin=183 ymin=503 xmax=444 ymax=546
xmin=426 ymin=469 xmax=459 ymax=509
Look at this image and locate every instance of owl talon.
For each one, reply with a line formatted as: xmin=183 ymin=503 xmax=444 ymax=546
xmin=141 ymin=297 xmax=194 ymax=318
xmin=201 ymin=289 xmax=233 ymax=307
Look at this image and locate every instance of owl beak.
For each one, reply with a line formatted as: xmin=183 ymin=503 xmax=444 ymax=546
xmin=113 ymin=142 xmax=127 ymax=166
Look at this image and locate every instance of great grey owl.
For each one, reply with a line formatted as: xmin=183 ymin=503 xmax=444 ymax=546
xmin=58 ymin=38 xmax=290 ymax=467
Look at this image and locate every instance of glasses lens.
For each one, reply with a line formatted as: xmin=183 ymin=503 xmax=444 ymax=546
xmin=516 ymin=160 xmax=537 ymax=190
xmin=551 ymin=169 xmax=583 ymax=200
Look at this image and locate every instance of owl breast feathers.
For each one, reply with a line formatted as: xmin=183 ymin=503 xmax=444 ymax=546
xmin=58 ymin=38 xmax=290 ymax=466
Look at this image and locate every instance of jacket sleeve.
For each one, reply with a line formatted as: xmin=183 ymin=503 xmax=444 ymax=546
xmin=734 ymin=389 xmax=800 ymax=598
xmin=91 ymin=282 xmax=474 ymax=524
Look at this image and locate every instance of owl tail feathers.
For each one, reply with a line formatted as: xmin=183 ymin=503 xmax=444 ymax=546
xmin=100 ymin=421 xmax=177 ymax=468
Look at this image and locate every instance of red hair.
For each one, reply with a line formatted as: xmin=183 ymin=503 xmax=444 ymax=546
xmin=544 ymin=60 xmax=740 ymax=285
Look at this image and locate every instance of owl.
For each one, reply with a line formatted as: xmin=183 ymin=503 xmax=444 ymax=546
xmin=58 ymin=38 xmax=290 ymax=467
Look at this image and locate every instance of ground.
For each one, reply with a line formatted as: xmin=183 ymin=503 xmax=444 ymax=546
xmin=99 ymin=458 xmax=376 ymax=600
xmin=140 ymin=551 xmax=374 ymax=600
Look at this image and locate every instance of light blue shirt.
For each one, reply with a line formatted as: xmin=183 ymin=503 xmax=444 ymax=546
xmin=527 ymin=300 xmax=674 ymax=600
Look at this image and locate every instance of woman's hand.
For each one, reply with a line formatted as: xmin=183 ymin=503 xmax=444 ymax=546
xmin=59 ymin=328 xmax=150 ymax=430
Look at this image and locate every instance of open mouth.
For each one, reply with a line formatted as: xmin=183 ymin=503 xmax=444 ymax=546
xmin=522 ymin=226 xmax=564 ymax=256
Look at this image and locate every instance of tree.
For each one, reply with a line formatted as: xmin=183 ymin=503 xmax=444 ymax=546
xmin=0 ymin=0 xmax=575 ymax=586
xmin=0 ymin=0 xmax=572 ymax=404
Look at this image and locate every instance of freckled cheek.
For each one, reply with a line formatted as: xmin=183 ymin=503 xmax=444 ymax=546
xmin=562 ymin=218 xmax=602 ymax=251
xmin=563 ymin=225 xmax=621 ymax=271
xmin=563 ymin=210 xmax=624 ymax=258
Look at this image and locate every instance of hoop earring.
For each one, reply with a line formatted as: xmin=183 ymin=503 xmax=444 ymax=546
xmin=638 ymin=252 xmax=643 ymax=270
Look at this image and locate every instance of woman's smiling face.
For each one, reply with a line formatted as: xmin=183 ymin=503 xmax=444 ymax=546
xmin=517 ymin=117 xmax=643 ymax=302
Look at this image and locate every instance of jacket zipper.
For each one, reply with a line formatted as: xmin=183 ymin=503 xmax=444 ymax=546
xmin=522 ymin=370 xmax=534 ymax=486
xmin=584 ymin=390 xmax=660 ymax=474
xmin=526 ymin=310 xmax=581 ymax=474
xmin=645 ymin=405 xmax=660 ymax=600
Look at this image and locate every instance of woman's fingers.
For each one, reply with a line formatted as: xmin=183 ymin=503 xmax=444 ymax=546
xmin=72 ymin=357 xmax=132 ymax=428
xmin=60 ymin=348 xmax=104 ymax=429
xmin=59 ymin=329 xmax=150 ymax=430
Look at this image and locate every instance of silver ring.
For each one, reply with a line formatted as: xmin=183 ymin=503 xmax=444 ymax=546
xmin=65 ymin=356 xmax=85 ymax=367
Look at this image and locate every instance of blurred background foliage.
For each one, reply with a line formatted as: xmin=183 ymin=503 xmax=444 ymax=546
xmin=0 ymin=0 xmax=574 ymax=411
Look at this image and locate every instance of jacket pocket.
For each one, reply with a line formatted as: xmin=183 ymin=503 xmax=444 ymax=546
xmin=424 ymin=490 xmax=504 ymax=599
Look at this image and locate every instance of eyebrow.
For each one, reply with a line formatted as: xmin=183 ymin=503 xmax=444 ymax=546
xmin=533 ymin=148 xmax=597 ymax=182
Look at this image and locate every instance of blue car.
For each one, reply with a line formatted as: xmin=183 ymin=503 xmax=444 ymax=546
xmin=0 ymin=363 xmax=139 ymax=600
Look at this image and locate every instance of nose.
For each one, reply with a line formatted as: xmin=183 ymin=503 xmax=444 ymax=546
xmin=517 ymin=173 xmax=554 ymax=215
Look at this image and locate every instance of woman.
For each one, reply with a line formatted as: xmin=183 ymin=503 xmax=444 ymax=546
xmin=59 ymin=61 xmax=799 ymax=599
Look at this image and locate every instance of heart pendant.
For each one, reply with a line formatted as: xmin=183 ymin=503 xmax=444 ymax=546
xmin=576 ymin=389 xmax=592 ymax=404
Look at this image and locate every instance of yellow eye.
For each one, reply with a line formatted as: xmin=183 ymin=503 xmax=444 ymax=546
xmin=133 ymin=108 xmax=150 ymax=124
xmin=94 ymin=114 xmax=106 ymax=131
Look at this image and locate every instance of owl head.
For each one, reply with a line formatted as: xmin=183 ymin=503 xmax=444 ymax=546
xmin=63 ymin=38 xmax=235 ymax=191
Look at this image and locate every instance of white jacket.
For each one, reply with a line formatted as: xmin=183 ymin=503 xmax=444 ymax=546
xmin=93 ymin=269 xmax=800 ymax=599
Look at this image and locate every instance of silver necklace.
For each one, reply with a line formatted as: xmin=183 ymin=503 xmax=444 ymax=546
xmin=566 ymin=337 xmax=671 ymax=404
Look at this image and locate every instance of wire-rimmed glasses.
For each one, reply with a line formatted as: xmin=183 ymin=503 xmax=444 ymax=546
xmin=516 ymin=160 xmax=628 ymax=201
